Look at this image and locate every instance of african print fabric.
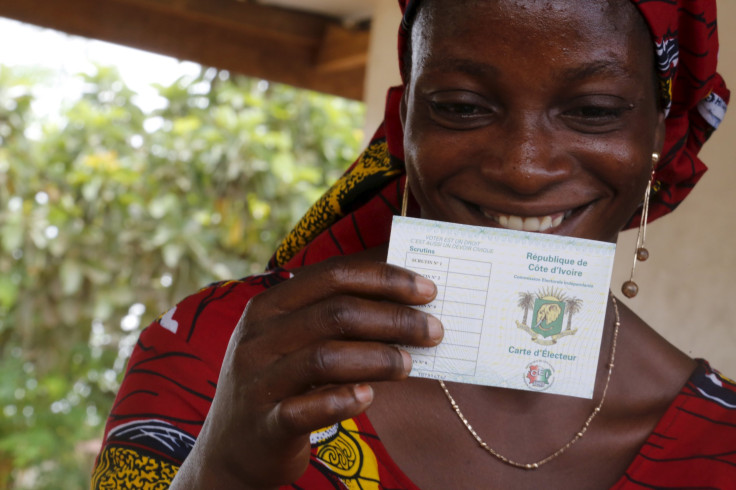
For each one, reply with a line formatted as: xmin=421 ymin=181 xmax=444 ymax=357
xmin=268 ymin=136 xmax=403 ymax=268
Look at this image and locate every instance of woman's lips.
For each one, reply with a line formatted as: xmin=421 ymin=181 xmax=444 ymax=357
xmin=480 ymin=209 xmax=570 ymax=232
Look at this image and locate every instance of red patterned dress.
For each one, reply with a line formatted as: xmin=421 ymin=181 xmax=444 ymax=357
xmin=92 ymin=140 xmax=736 ymax=488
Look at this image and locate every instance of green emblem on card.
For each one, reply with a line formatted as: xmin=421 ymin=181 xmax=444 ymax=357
xmin=516 ymin=288 xmax=583 ymax=345
xmin=531 ymin=298 xmax=565 ymax=338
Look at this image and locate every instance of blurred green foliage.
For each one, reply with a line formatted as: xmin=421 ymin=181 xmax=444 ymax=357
xmin=0 ymin=64 xmax=364 ymax=488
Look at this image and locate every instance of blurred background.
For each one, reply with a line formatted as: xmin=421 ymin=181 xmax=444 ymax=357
xmin=0 ymin=0 xmax=733 ymax=488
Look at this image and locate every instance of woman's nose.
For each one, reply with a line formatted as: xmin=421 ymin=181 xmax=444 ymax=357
xmin=480 ymin=116 xmax=573 ymax=195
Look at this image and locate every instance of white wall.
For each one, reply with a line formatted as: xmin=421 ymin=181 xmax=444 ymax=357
xmin=364 ymin=0 xmax=736 ymax=375
xmin=363 ymin=0 xmax=403 ymax=146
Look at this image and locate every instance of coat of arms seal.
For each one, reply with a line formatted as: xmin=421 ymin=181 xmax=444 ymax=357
xmin=516 ymin=288 xmax=583 ymax=346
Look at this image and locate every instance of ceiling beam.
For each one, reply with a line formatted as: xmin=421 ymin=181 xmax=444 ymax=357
xmin=0 ymin=0 xmax=369 ymax=100
xmin=315 ymin=24 xmax=370 ymax=73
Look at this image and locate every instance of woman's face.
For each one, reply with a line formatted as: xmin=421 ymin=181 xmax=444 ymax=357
xmin=400 ymin=0 xmax=666 ymax=243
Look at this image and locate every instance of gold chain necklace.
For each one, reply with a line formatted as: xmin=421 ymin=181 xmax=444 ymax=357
xmin=438 ymin=295 xmax=620 ymax=470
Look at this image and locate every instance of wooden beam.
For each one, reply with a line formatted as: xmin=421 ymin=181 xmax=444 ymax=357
xmin=0 ymin=0 xmax=367 ymax=100
xmin=315 ymin=24 xmax=370 ymax=73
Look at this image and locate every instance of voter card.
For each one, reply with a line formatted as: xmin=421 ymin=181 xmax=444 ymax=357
xmin=387 ymin=216 xmax=616 ymax=399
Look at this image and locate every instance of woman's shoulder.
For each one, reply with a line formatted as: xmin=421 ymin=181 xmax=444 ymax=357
xmin=614 ymin=360 xmax=736 ymax=488
xmin=657 ymin=359 xmax=736 ymax=445
xmin=676 ymin=359 xmax=736 ymax=428
xmin=92 ymin=269 xmax=293 ymax=488
xmin=144 ymin=269 xmax=292 ymax=350
xmin=109 ymin=267 xmax=294 ymax=421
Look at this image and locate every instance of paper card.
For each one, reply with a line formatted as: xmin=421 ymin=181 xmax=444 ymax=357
xmin=386 ymin=216 xmax=616 ymax=399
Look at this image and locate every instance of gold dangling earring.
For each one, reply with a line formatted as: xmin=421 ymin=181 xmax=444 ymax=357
xmin=401 ymin=175 xmax=410 ymax=217
xmin=621 ymin=153 xmax=658 ymax=298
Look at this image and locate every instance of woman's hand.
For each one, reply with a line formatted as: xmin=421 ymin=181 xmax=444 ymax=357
xmin=171 ymin=256 xmax=442 ymax=489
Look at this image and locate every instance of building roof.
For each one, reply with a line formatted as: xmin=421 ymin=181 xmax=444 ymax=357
xmin=0 ymin=0 xmax=374 ymax=99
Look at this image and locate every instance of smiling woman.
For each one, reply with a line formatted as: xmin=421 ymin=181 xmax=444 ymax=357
xmin=92 ymin=1 xmax=733 ymax=489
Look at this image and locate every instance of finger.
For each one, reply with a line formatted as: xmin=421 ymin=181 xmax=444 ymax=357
xmin=268 ymin=296 xmax=443 ymax=352
xmin=259 ymin=341 xmax=411 ymax=402
xmin=253 ymin=257 xmax=437 ymax=316
xmin=268 ymin=384 xmax=374 ymax=438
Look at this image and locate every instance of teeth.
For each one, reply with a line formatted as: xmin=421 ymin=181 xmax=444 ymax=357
xmin=540 ymin=216 xmax=552 ymax=230
xmin=508 ymin=216 xmax=524 ymax=231
xmin=481 ymin=209 xmax=567 ymax=232
xmin=523 ymin=217 xmax=540 ymax=231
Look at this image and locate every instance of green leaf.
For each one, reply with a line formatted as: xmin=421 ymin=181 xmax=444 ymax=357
xmin=0 ymin=276 xmax=18 ymax=309
xmin=59 ymin=260 xmax=84 ymax=295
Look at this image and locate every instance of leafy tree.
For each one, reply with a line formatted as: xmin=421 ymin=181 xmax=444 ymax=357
xmin=0 ymin=63 xmax=364 ymax=488
xmin=517 ymin=292 xmax=534 ymax=325
xmin=565 ymin=297 xmax=583 ymax=331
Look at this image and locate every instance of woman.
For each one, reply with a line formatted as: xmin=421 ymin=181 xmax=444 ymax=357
xmin=93 ymin=0 xmax=733 ymax=488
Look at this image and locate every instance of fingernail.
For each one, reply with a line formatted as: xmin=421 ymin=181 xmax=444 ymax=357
xmin=354 ymin=384 xmax=374 ymax=404
xmin=427 ymin=315 xmax=443 ymax=343
xmin=401 ymin=350 xmax=413 ymax=374
xmin=415 ymin=275 xmax=436 ymax=299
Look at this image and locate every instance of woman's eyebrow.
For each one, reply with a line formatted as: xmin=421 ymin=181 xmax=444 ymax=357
xmin=559 ymin=60 xmax=631 ymax=82
xmin=425 ymin=58 xmax=500 ymax=78
xmin=424 ymin=58 xmax=629 ymax=82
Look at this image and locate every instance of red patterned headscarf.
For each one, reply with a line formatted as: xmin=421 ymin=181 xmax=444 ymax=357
xmin=396 ymin=0 xmax=729 ymax=225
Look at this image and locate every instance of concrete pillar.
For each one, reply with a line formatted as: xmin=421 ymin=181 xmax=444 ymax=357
xmin=363 ymin=0 xmax=402 ymax=145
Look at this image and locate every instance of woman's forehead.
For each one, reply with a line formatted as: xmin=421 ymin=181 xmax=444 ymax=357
xmin=413 ymin=0 xmax=644 ymax=42
xmin=410 ymin=0 xmax=650 ymax=76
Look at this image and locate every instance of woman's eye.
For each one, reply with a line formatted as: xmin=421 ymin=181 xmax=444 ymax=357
xmin=567 ymin=106 xmax=625 ymax=120
xmin=428 ymin=97 xmax=494 ymax=128
xmin=432 ymin=102 xmax=486 ymax=116
xmin=561 ymin=101 xmax=633 ymax=131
